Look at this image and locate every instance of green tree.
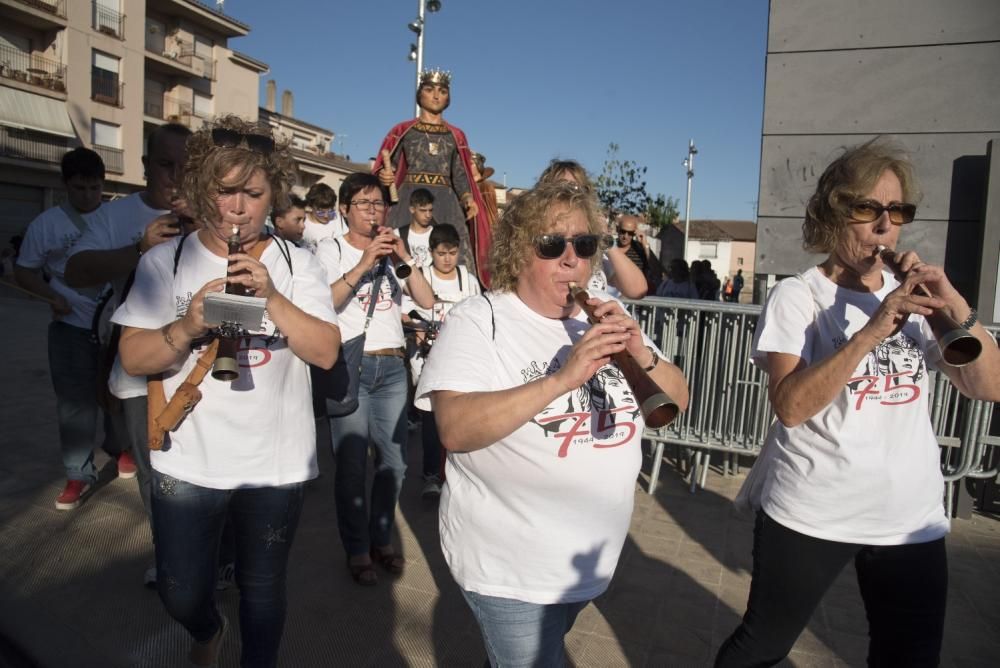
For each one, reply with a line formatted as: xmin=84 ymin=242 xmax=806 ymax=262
xmin=596 ymin=143 xmax=649 ymax=217
xmin=645 ymin=194 xmax=680 ymax=231
xmin=596 ymin=143 xmax=678 ymax=231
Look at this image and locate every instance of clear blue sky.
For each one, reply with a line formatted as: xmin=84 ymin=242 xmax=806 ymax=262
xmin=224 ymin=0 xmax=769 ymax=221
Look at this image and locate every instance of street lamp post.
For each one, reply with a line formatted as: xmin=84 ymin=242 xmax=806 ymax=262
xmin=682 ymin=139 xmax=697 ymax=263
xmin=407 ymin=0 xmax=442 ymax=117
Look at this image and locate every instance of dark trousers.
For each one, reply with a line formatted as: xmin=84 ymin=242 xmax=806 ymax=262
xmin=715 ymin=511 xmax=947 ymax=668
xmin=419 ymin=408 xmax=442 ymax=478
xmin=48 ymin=321 xmax=121 ymax=482
xmin=152 ymin=470 xmax=304 ymax=668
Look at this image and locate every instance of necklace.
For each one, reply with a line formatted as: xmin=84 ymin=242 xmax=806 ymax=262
xmin=423 ymin=130 xmax=439 ymax=156
xmin=419 ymin=123 xmax=445 ymax=157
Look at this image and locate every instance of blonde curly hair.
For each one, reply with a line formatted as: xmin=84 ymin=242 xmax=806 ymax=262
xmin=536 ymin=159 xmax=595 ymax=193
xmin=489 ymin=182 xmax=606 ymax=293
xmin=181 ymin=114 xmax=295 ymax=225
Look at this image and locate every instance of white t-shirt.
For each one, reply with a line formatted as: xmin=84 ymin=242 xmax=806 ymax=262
xmin=68 ymin=193 xmax=170 ymax=398
xmin=396 ymin=225 xmax=433 ymax=268
xmin=314 ymin=237 xmax=406 ymax=349
xmin=754 ymin=267 xmax=949 ymax=545
xmin=416 ymin=291 xmax=662 ymax=604
xmin=587 ymin=255 xmax=621 ymax=299
xmin=301 ymin=214 xmax=346 ymax=253
xmin=111 ymin=233 xmax=337 ymax=489
xmin=16 ymin=204 xmax=107 ymax=329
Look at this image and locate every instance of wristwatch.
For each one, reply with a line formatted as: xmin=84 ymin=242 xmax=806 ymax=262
xmin=643 ymin=346 xmax=660 ymax=372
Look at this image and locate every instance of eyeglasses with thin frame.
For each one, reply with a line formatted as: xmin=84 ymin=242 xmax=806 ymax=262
xmin=311 ymin=208 xmax=337 ymax=217
xmin=534 ymin=234 xmax=611 ymax=260
xmin=350 ymin=199 xmax=388 ymax=210
xmin=848 ymin=199 xmax=916 ymax=226
xmin=210 ymin=128 xmax=275 ymax=155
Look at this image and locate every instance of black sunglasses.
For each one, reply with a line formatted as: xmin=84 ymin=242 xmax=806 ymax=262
xmin=211 ymin=128 xmax=275 ymax=155
xmin=848 ymin=199 xmax=916 ymax=225
xmin=534 ymin=234 xmax=609 ymax=260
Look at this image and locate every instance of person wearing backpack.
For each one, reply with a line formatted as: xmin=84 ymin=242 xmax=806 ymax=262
xmin=408 ymin=223 xmax=481 ymax=499
xmin=395 ymin=187 xmax=435 ymax=269
xmin=13 ymin=147 xmax=131 ymax=509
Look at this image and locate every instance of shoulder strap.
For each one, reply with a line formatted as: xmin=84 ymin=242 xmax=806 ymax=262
xmin=60 ymin=203 xmax=90 ymax=234
xmin=399 ymin=226 xmax=411 ymax=255
xmin=172 ymin=232 xmax=190 ymax=275
xmin=363 ymin=260 xmax=387 ymax=332
xmin=272 ymin=235 xmax=293 ymax=275
xmin=481 ymin=292 xmax=496 ymax=341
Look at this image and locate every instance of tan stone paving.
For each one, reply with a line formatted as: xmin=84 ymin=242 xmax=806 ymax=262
xmin=2 ymin=294 xmax=999 ymax=667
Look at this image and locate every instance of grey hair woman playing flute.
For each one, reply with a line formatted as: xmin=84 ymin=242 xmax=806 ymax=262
xmin=415 ymin=181 xmax=688 ymax=666
xmin=716 ymin=138 xmax=1000 ymax=668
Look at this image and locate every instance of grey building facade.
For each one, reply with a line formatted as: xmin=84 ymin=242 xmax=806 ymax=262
xmin=755 ymin=0 xmax=1000 ymax=325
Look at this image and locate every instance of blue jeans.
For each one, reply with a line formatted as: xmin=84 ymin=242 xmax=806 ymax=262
xmin=329 ymin=354 xmax=408 ymax=557
xmin=151 ymin=470 xmax=305 ymax=668
xmin=48 ymin=321 xmax=120 ymax=482
xmin=462 ymin=590 xmax=588 ymax=667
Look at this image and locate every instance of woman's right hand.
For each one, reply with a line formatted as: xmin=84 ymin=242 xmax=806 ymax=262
xmin=552 ymin=321 xmax=629 ymax=394
xmin=857 ymin=274 xmax=945 ymax=346
xmin=179 ymin=277 xmax=227 ymax=338
xmin=357 ymin=227 xmax=396 ymax=273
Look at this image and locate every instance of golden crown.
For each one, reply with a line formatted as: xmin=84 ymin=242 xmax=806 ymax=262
xmin=419 ymin=68 xmax=452 ymax=87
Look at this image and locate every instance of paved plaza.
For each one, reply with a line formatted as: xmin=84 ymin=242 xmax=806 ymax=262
xmin=2 ymin=293 xmax=1000 ymax=667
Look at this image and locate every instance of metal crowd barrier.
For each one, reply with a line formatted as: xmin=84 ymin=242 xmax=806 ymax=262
xmin=624 ymin=296 xmax=1000 ymax=516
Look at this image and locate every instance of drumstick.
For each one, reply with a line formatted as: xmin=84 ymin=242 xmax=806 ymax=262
xmin=381 ymin=149 xmax=400 ymax=203
xmin=0 ymin=278 xmax=63 ymax=307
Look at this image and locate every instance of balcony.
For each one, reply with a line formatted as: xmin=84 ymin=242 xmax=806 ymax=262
xmin=9 ymin=0 xmax=64 ymax=15
xmin=144 ymin=93 xmax=194 ymax=126
xmin=92 ymin=144 xmax=123 ymax=173
xmin=91 ymin=70 xmax=124 ymax=107
xmin=92 ymin=0 xmax=125 ymax=39
xmin=0 ymin=125 xmax=69 ymax=166
xmin=196 ymin=57 xmax=215 ymax=81
xmin=0 ymin=44 xmax=66 ymax=93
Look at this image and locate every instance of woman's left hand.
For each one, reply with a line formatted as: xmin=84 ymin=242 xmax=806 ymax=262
xmin=586 ymin=297 xmax=646 ymax=360
xmin=891 ymin=251 xmax=968 ymax=320
xmin=227 ymin=253 xmax=276 ymax=299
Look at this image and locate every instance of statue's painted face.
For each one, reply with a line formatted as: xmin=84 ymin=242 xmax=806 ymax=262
xmin=418 ymin=83 xmax=450 ymax=114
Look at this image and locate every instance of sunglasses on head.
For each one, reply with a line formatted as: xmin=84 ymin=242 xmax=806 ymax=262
xmin=534 ymin=234 xmax=610 ymax=260
xmin=848 ymin=199 xmax=916 ymax=225
xmin=211 ymin=128 xmax=275 ymax=155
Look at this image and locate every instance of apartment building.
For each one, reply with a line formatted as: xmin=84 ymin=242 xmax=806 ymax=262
xmin=0 ymin=0 xmax=265 ymax=243
xmin=258 ymin=81 xmax=370 ymax=198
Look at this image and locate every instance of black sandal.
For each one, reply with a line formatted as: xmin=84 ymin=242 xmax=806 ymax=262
xmin=370 ymin=548 xmax=405 ymax=575
xmin=348 ymin=561 xmax=378 ymax=586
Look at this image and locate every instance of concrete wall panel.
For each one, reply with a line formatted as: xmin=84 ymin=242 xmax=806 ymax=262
xmin=769 ymin=0 xmax=1000 ymax=52
xmin=754 ymin=216 xmax=948 ymax=275
xmin=758 ymin=133 xmax=1000 ymax=221
xmin=764 ymin=43 xmax=1000 ymax=135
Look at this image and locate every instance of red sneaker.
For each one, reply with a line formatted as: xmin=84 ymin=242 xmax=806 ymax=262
xmin=55 ymin=480 xmax=91 ymax=510
xmin=117 ymin=452 xmax=137 ymax=479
